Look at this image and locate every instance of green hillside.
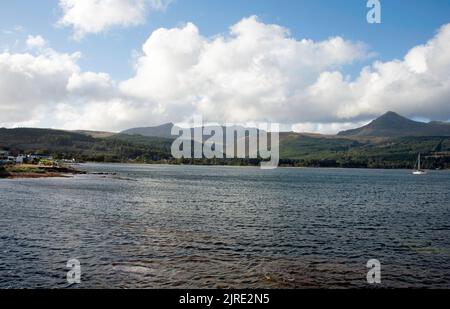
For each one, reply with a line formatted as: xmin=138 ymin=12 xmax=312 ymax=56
xmin=0 ymin=128 xmax=173 ymax=163
xmin=1 ymin=127 xmax=450 ymax=169
xmin=280 ymin=134 xmax=450 ymax=169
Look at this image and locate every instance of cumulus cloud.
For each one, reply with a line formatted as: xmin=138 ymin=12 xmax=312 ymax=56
xmin=1 ymin=17 xmax=450 ymax=133
xmin=26 ymin=35 xmax=47 ymax=49
xmin=0 ymin=48 xmax=80 ymax=125
xmin=0 ymin=41 xmax=122 ymax=129
xmin=121 ymin=17 xmax=450 ymax=128
xmin=67 ymin=72 xmax=116 ymax=99
xmin=57 ymin=0 xmax=172 ymax=39
xmin=54 ymin=99 xmax=151 ymax=131
xmin=292 ymin=121 xmax=370 ymax=135
xmin=335 ymin=24 xmax=450 ymax=121
xmin=121 ymin=16 xmax=369 ymax=124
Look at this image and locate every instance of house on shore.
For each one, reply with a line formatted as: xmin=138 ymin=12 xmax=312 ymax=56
xmin=1 ymin=151 xmax=56 ymax=165
xmin=16 ymin=155 xmax=25 ymax=164
xmin=1 ymin=151 xmax=30 ymax=165
xmin=28 ymin=154 xmax=53 ymax=161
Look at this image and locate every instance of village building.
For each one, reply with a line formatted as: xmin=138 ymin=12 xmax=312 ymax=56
xmin=15 ymin=155 xmax=25 ymax=164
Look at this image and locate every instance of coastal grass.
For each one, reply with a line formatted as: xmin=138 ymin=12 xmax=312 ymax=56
xmin=7 ymin=166 xmax=46 ymax=174
xmin=0 ymin=164 xmax=83 ymax=178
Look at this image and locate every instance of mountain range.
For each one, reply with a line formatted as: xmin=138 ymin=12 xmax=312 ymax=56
xmin=119 ymin=112 xmax=450 ymax=139
xmin=121 ymin=123 xmax=264 ymax=142
xmin=1 ymin=112 xmax=450 ymax=169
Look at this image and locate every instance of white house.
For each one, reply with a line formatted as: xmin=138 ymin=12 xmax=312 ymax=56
xmin=28 ymin=154 xmax=53 ymax=161
xmin=16 ymin=155 xmax=25 ymax=164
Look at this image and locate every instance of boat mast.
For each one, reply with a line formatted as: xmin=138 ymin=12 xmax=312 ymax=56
xmin=418 ymin=153 xmax=421 ymax=170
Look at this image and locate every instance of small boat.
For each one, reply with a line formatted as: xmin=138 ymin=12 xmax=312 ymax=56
xmin=413 ymin=153 xmax=427 ymax=175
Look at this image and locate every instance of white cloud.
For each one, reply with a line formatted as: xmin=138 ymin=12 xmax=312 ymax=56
xmin=121 ymin=17 xmax=450 ymax=129
xmin=57 ymin=0 xmax=172 ymax=39
xmin=292 ymin=121 xmax=370 ymax=135
xmin=67 ymin=72 xmax=116 ymax=99
xmin=2 ymin=18 xmax=450 ymax=134
xmin=26 ymin=35 xmax=47 ymax=49
xmin=0 ymin=47 xmax=81 ymax=125
xmin=54 ymin=99 xmax=150 ymax=131
xmin=332 ymin=24 xmax=450 ymax=121
xmin=120 ymin=16 xmax=369 ymax=124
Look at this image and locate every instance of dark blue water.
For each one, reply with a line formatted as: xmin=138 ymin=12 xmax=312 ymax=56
xmin=0 ymin=164 xmax=449 ymax=288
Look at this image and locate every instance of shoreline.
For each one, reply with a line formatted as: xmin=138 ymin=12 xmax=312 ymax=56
xmin=2 ymin=162 xmax=447 ymax=179
xmin=0 ymin=164 xmax=86 ymax=179
xmin=79 ymin=161 xmax=449 ymax=171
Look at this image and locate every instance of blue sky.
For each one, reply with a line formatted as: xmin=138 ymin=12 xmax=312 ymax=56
xmin=1 ymin=0 xmax=450 ymax=132
xmin=2 ymin=0 xmax=450 ymax=80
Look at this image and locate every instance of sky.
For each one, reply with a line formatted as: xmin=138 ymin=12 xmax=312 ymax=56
xmin=0 ymin=0 xmax=450 ymax=133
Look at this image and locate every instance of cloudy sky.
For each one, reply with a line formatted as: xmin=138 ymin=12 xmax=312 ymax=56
xmin=1 ymin=0 xmax=450 ymax=133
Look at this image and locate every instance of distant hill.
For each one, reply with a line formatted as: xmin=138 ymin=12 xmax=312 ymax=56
xmin=338 ymin=112 xmax=450 ymax=137
xmin=0 ymin=128 xmax=95 ymax=150
xmin=121 ymin=123 xmax=265 ymax=144
xmin=125 ymin=112 xmax=450 ymax=141
xmin=279 ymin=132 xmax=450 ymax=168
xmin=121 ymin=123 xmax=175 ymax=139
xmin=2 ymin=114 xmax=450 ymax=169
xmin=0 ymin=128 xmax=173 ymax=162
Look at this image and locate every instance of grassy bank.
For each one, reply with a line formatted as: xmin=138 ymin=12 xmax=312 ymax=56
xmin=0 ymin=164 xmax=85 ymax=179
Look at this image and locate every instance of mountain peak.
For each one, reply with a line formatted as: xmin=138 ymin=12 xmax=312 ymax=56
xmin=369 ymin=111 xmax=416 ymax=127
xmin=374 ymin=111 xmax=411 ymax=122
xmin=338 ymin=112 xmax=450 ymax=137
xmin=380 ymin=111 xmax=403 ymax=118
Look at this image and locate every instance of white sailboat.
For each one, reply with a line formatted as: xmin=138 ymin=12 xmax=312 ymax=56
xmin=413 ymin=153 xmax=427 ymax=175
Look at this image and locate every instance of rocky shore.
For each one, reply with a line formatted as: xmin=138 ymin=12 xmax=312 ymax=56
xmin=0 ymin=164 xmax=86 ymax=179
